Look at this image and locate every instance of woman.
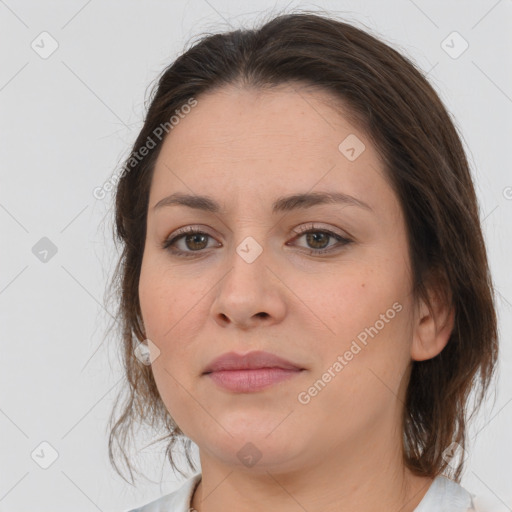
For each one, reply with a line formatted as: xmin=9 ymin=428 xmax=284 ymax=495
xmin=108 ymin=10 xmax=499 ymax=512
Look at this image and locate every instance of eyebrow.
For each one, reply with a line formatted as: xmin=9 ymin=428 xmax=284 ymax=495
xmin=152 ymin=191 xmax=373 ymax=214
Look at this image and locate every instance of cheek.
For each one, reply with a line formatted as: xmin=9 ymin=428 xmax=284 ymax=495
xmin=308 ymin=258 xmax=412 ymax=377
xmin=298 ymin=305 xmax=413 ymax=442
xmin=302 ymin=265 xmax=398 ymax=338
xmin=138 ymin=264 xmax=205 ymax=434
xmin=139 ymin=257 xmax=198 ymax=339
xmin=138 ymin=258 xmax=211 ymax=385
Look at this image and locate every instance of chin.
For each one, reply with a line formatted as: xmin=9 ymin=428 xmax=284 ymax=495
xmin=198 ymin=424 xmax=306 ymax=472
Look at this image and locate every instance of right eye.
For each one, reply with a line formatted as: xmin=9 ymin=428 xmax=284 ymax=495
xmin=162 ymin=227 xmax=220 ymax=258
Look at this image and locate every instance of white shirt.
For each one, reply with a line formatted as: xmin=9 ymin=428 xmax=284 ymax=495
xmin=126 ymin=473 xmax=480 ymax=511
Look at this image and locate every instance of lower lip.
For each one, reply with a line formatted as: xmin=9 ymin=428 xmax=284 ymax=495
xmin=205 ymin=368 xmax=303 ymax=392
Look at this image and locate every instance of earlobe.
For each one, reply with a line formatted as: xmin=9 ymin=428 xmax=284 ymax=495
xmin=411 ymin=288 xmax=455 ymax=362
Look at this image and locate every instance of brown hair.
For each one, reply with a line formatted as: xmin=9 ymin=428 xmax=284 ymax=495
xmin=106 ymin=9 xmax=499 ymax=485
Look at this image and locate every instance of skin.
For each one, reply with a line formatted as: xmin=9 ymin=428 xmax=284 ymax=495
xmin=138 ymin=83 xmax=454 ymax=512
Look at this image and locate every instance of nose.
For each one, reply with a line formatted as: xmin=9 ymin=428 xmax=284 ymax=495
xmin=210 ymin=238 xmax=287 ymax=331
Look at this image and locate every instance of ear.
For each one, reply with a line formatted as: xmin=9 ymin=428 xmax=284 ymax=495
xmin=411 ymin=277 xmax=455 ymax=362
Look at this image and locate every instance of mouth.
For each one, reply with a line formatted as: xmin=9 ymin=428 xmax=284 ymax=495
xmin=204 ymin=367 xmax=304 ymax=393
xmin=202 ymin=350 xmax=305 ymax=393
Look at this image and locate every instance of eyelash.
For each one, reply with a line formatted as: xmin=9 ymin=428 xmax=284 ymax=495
xmin=161 ymin=224 xmax=353 ymax=258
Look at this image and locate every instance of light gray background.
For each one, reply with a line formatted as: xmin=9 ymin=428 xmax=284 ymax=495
xmin=1 ymin=1 xmax=511 ymax=511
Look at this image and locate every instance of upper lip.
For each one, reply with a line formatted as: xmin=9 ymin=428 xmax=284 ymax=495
xmin=203 ymin=350 xmax=303 ymax=373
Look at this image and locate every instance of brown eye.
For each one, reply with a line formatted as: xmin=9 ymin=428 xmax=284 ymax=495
xmin=162 ymin=228 xmax=218 ymax=257
xmin=304 ymin=231 xmax=331 ymax=250
xmin=288 ymin=225 xmax=353 ymax=255
xmin=181 ymin=232 xmax=209 ymax=251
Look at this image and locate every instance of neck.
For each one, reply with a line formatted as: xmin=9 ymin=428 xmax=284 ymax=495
xmin=191 ymin=438 xmax=434 ymax=512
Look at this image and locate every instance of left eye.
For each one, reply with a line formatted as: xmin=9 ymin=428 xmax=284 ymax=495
xmin=290 ymin=228 xmax=351 ymax=253
xmin=162 ymin=226 xmax=352 ymax=257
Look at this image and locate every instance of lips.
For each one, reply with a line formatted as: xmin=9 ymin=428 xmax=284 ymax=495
xmin=202 ymin=350 xmax=305 ymax=393
xmin=203 ymin=350 xmax=303 ymax=374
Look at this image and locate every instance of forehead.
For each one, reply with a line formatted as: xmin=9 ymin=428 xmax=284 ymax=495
xmin=149 ymin=84 xmax=393 ymax=218
xmin=159 ymin=84 xmax=365 ymax=159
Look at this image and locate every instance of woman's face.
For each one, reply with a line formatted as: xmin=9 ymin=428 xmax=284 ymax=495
xmin=139 ymin=84 xmax=419 ymax=473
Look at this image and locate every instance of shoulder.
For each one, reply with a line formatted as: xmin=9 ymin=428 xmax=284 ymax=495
xmin=414 ymin=475 xmax=476 ymax=512
xmin=125 ymin=473 xmax=202 ymax=512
